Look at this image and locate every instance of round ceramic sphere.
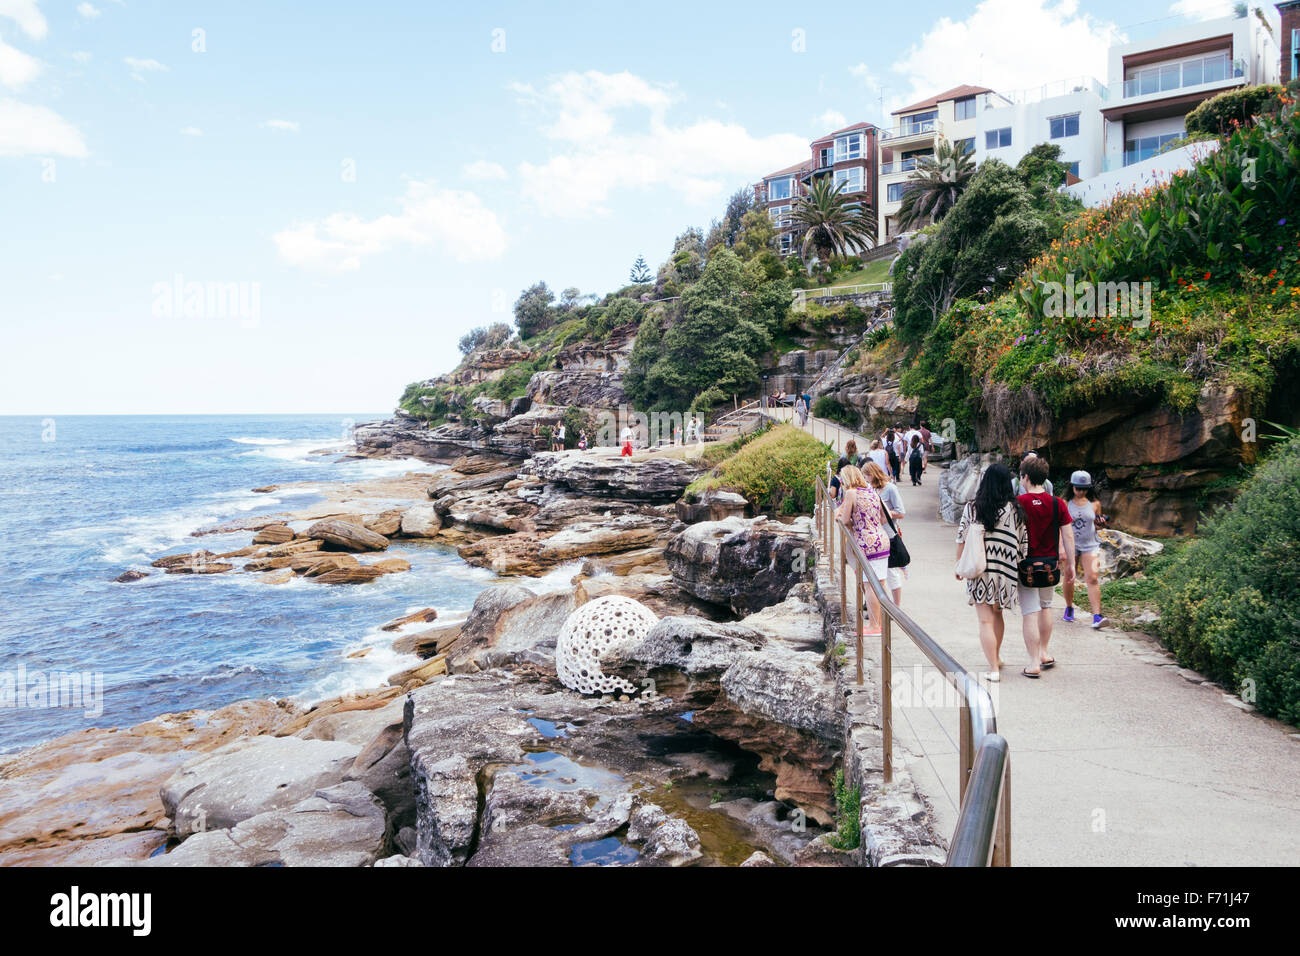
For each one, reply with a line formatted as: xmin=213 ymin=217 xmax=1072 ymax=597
xmin=556 ymin=595 xmax=658 ymax=696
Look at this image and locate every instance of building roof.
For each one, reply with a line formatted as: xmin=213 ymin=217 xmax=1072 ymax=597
xmin=811 ymin=120 xmax=876 ymax=142
xmin=762 ymin=159 xmax=813 ymax=180
xmin=892 ymin=84 xmax=992 ymax=115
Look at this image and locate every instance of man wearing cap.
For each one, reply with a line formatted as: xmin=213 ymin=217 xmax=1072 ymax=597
xmin=1063 ymin=470 xmax=1108 ymax=628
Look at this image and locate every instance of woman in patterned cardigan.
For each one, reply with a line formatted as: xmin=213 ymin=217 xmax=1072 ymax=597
xmin=955 ymin=463 xmax=1028 ymax=682
xmin=835 ymin=465 xmax=891 ymax=637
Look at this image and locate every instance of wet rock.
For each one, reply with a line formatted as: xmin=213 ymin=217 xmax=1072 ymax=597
xmin=313 ymin=566 xmax=386 ymax=584
xmin=305 ymin=518 xmax=390 ymax=552
xmin=296 ymin=553 xmax=359 ymax=575
xmin=147 ymin=781 xmax=385 ymax=867
xmin=399 ymin=504 xmax=442 ymax=538
xmin=627 ymin=803 xmax=668 ymax=842
xmin=381 ymin=607 xmax=439 ymax=631
xmin=665 ymin=516 xmax=813 ymax=614
xmin=466 ymin=823 xmax=572 ymax=867
xmin=445 ymin=584 xmax=574 ymax=671
xmin=161 ymin=735 xmax=360 ymax=837
xmin=150 ymin=550 xmax=218 ymax=570
xmin=252 ymin=524 xmax=295 ymax=544
xmin=113 ymin=570 xmax=148 ymax=583
xmin=741 ymin=850 xmax=778 ymax=867
xmin=641 ymin=817 xmax=703 ymax=866
xmin=364 ymin=510 xmax=405 ymax=537
xmin=165 ymin=560 xmax=234 ymax=575
xmin=371 ymin=557 xmax=412 ymax=574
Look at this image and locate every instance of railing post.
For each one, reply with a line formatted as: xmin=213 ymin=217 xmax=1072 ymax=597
xmin=992 ymin=757 xmax=1012 ymax=867
xmin=855 ymin=565 xmax=864 ymax=687
xmin=839 ymin=530 xmax=847 ymax=624
xmin=958 ymin=701 xmax=973 ymax=804
xmin=881 ymin=613 xmax=893 ymax=782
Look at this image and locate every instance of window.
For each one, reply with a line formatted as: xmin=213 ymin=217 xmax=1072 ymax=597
xmin=887 ymin=182 xmax=911 ymax=203
xmin=834 ymin=166 xmax=864 ymax=193
xmin=767 ymin=177 xmax=792 ymax=201
xmin=1049 ymin=113 xmax=1080 ymax=139
xmin=1292 ymin=29 xmax=1299 ymax=81
xmin=985 ymin=127 xmax=1012 ymax=149
xmin=835 ymin=132 xmax=863 ymax=162
xmin=954 ymin=96 xmax=976 ymax=121
xmin=954 ymin=137 xmax=975 ymax=156
xmin=1065 ymin=161 xmax=1080 ymax=177
xmin=819 ymin=146 xmax=833 ymax=168
xmin=1125 ymin=51 xmax=1234 ymax=97
xmin=900 ymin=110 xmax=937 ymax=135
xmin=768 ymin=203 xmax=792 ymax=227
xmin=779 ymin=232 xmax=794 ymax=254
xmin=1123 ymin=130 xmax=1184 ymax=166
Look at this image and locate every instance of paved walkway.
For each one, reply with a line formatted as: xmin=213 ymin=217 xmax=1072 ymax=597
xmin=771 ymin=407 xmax=1300 ymax=866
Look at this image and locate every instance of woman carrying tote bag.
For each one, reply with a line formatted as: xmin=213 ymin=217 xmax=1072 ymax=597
xmin=954 ymin=463 xmax=1028 ymax=682
xmin=835 ymin=465 xmax=891 ymax=638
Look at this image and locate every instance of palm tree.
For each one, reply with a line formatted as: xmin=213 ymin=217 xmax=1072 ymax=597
xmin=895 ymin=138 xmax=976 ymax=232
xmin=790 ymin=176 xmax=877 ymax=263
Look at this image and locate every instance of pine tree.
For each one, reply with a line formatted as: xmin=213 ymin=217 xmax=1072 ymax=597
xmin=629 ymin=255 xmax=652 ymax=284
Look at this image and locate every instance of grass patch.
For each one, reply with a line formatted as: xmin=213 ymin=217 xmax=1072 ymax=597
xmin=830 ymin=257 xmax=893 ymax=288
xmin=824 ymin=768 xmax=861 ymax=851
xmin=687 ymin=423 xmax=834 ymax=515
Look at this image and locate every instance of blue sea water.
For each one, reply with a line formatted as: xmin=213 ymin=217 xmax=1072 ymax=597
xmin=0 ymin=415 xmax=573 ymax=754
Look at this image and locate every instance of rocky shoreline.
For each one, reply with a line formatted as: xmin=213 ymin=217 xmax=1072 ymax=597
xmin=0 ymin=428 xmax=903 ymax=867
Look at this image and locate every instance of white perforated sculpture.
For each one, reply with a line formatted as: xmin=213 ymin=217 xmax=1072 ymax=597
xmin=556 ymin=595 xmax=659 ymax=696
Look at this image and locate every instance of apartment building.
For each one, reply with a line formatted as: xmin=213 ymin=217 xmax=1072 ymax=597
xmin=1280 ymin=1 xmax=1300 ymax=82
xmin=878 ymin=85 xmax=988 ymax=241
xmin=755 ymin=121 xmax=879 ymax=257
xmin=1100 ymin=7 xmax=1280 ymax=170
xmin=973 ymin=76 xmax=1108 ymax=180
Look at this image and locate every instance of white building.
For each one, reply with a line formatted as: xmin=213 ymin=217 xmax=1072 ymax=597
xmin=973 ymin=76 xmax=1109 ymax=180
xmin=1100 ymin=7 xmax=1281 ymax=171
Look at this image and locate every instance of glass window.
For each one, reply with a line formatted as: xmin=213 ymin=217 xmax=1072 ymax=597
xmin=835 ymin=133 xmax=862 ymax=162
xmin=887 ymin=182 xmax=908 ymax=202
xmin=901 ymin=110 xmax=937 ymax=134
xmin=768 ymin=177 xmax=792 ymax=201
xmin=954 ymin=96 xmax=976 ymax=121
xmin=1050 ymin=113 xmax=1080 ymax=139
xmin=985 ymin=127 xmax=1011 ymax=149
xmin=1139 ymin=69 xmax=1158 ymax=95
xmin=1203 ymin=53 xmax=1226 ymax=83
xmin=834 ymin=166 xmax=864 ymax=193
xmin=954 ymin=137 xmax=974 ymax=156
xmin=1066 ymin=161 xmax=1080 ymax=177
xmin=819 ymin=146 xmax=833 ymax=168
xmin=1183 ymin=59 xmax=1202 ymax=85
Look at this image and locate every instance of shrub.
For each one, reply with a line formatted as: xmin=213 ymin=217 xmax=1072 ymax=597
xmin=1156 ymin=435 xmax=1300 ymax=725
xmin=813 ymin=395 xmax=857 ymax=429
xmin=1185 ymin=84 xmax=1284 ymax=136
xmin=687 ymin=423 xmax=834 ymax=515
xmin=824 ymin=768 xmax=861 ymax=851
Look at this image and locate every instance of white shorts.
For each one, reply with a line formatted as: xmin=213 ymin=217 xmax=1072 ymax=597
xmin=886 ymin=566 xmax=907 ymax=591
xmin=1018 ymin=583 xmax=1055 ymax=616
xmin=867 ymin=556 xmax=889 ymax=581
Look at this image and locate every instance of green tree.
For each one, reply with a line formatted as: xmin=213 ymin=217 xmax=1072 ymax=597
xmin=732 ymin=209 xmax=778 ymax=261
xmin=513 ymin=281 xmax=556 ymax=338
xmin=629 ymin=255 xmax=652 ymax=284
xmin=892 ymin=160 xmax=1050 ymax=345
xmin=790 ymin=177 xmax=877 ymax=263
xmin=896 ymin=137 xmax=976 ymax=232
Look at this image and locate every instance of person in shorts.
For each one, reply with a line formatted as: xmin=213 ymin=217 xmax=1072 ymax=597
xmin=865 ymin=461 xmax=907 ymax=605
xmin=1016 ymin=456 xmax=1074 ymax=675
xmin=1063 ymin=470 xmax=1108 ymax=628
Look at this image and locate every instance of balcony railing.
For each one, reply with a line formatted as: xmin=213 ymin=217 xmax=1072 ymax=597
xmin=880 ymin=157 xmax=925 ymax=176
xmin=881 ymin=118 xmax=942 ymax=141
xmin=1122 ymin=55 xmax=1244 ymax=100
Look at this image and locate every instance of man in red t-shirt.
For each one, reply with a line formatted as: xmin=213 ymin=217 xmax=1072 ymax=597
xmin=1016 ymin=456 xmax=1075 ymax=675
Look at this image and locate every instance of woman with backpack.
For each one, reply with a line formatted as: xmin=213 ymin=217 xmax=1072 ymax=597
xmin=883 ymin=428 xmax=901 ymax=483
xmin=955 ymin=463 xmax=1028 ymax=681
xmin=907 ymin=434 xmax=925 ymax=486
xmin=836 ymin=465 xmax=891 ymax=637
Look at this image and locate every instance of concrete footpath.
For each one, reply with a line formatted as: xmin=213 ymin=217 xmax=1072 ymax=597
xmin=773 ymin=407 xmax=1300 ymax=866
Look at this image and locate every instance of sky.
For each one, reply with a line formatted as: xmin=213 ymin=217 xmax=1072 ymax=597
xmin=0 ymin=0 xmax=1245 ymax=414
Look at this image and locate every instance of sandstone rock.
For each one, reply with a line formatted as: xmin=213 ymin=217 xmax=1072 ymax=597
xmin=627 ymin=616 xmax=767 ymax=675
xmin=444 ymin=583 xmax=576 ymax=670
xmin=665 ymin=516 xmax=813 ymax=614
xmin=292 ymin=552 xmax=358 ymax=574
xmin=399 ymin=504 xmax=442 ymax=538
xmin=252 ymin=524 xmax=295 ymax=544
xmin=305 ymin=518 xmax=389 ymax=552
xmin=1097 ymin=528 xmax=1163 ymax=580
xmin=520 ymin=453 xmax=702 ymax=501
xmin=160 ymin=735 xmax=360 ymax=837
xmin=381 ymin=607 xmax=438 ymax=631
xmin=147 ymin=781 xmax=385 ymax=867
xmin=151 ymin=550 xmax=218 ymax=570
xmin=114 ymin=570 xmax=148 ymax=583
xmin=314 ymin=566 xmax=386 ymax=584
xmin=165 ymin=560 xmax=234 ymax=575
xmin=364 ymin=510 xmax=405 ymax=537
xmin=266 ymin=538 xmax=324 ymax=557
xmin=720 ymin=642 xmax=842 ymax=743
xmin=371 ymin=557 xmax=412 ymax=574
xmin=739 ymin=593 xmax=825 ymax=652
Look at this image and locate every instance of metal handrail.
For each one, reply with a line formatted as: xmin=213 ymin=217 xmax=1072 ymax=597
xmin=814 ymin=475 xmax=1011 ymax=866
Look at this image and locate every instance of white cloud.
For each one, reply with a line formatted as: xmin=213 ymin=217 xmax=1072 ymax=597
xmin=1168 ymin=0 xmax=1236 ymax=20
xmin=124 ymin=56 xmax=168 ymax=81
xmin=510 ymin=71 xmax=807 ymax=218
xmin=0 ymin=34 xmax=41 ymax=88
xmin=180 ymin=126 xmax=202 ymax=136
xmin=813 ymin=109 xmax=847 ymax=132
xmin=76 ymin=2 xmax=101 ymax=19
xmin=0 ymin=0 xmax=47 ymax=39
xmin=888 ymin=0 xmax=1119 ymax=112
xmin=274 ymin=180 xmax=507 ymax=272
xmin=849 ymin=63 xmax=881 ymax=89
xmin=70 ymin=51 xmax=93 ymax=63
xmin=462 ymin=159 xmax=507 ymax=181
xmin=0 ymin=98 xmax=87 ymax=157
xmin=260 ymin=118 xmax=299 ymax=132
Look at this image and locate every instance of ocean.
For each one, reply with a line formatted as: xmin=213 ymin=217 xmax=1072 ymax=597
xmin=0 ymin=415 xmax=571 ymax=754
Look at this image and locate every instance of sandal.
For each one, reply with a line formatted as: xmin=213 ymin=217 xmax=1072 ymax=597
xmin=1040 ymin=658 xmax=1056 ymax=670
xmin=1021 ymin=667 xmax=1040 ymax=679
xmin=984 ymin=670 xmax=1001 ymax=683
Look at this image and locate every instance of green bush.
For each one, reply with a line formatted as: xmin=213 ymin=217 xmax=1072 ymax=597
xmin=1156 ymin=435 xmax=1300 ymax=725
xmin=687 ymin=423 xmax=834 ymax=514
xmin=813 ymin=395 xmax=857 ymax=429
xmin=824 ymin=768 xmax=861 ymax=851
xmin=1185 ymin=84 xmax=1284 ymax=136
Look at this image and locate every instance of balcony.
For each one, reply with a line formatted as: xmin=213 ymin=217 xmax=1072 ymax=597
xmin=880 ymin=157 xmax=925 ymax=176
xmin=880 ymin=119 xmax=942 ymax=145
xmin=1121 ymin=55 xmax=1243 ymax=100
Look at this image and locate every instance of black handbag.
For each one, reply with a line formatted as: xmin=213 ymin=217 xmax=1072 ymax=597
xmin=883 ymin=503 xmax=911 ymax=569
xmin=1017 ymin=496 xmax=1062 ymax=587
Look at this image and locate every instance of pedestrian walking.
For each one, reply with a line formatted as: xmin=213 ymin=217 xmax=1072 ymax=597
xmin=829 ymin=439 xmax=860 ymax=500
xmin=865 ymin=461 xmax=907 ymax=605
xmin=1062 ymin=470 xmax=1107 ymax=628
xmin=865 ymin=439 xmax=889 ymax=474
xmin=1016 ymin=456 xmax=1075 ymax=675
xmin=1012 ymin=452 xmax=1054 ymax=497
xmin=883 ymin=428 xmax=901 ymax=483
xmin=907 ymin=434 xmax=925 ymax=486
xmin=835 ymin=465 xmax=891 ymax=637
xmin=955 ymin=463 xmax=1029 ymax=682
